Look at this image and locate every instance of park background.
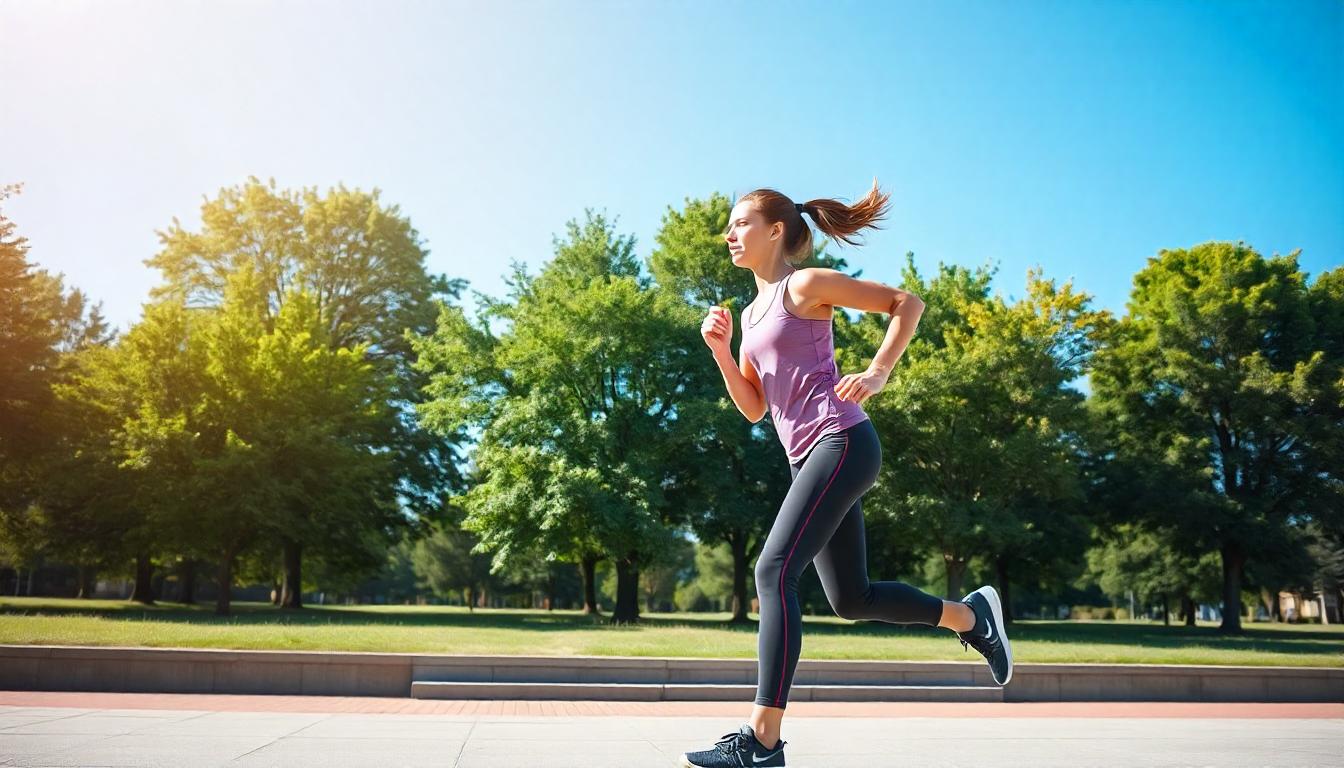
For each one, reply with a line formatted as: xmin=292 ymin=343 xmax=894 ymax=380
xmin=0 ymin=0 xmax=1341 ymax=666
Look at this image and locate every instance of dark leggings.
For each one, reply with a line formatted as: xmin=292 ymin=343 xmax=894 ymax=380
xmin=754 ymin=418 xmax=945 ymax=709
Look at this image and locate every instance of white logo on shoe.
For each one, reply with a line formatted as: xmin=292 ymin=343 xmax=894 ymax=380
xmin=984 ymin=620 xmax=994 ymax=641
xmin=753 ymin=752 xmax=778 ymax=764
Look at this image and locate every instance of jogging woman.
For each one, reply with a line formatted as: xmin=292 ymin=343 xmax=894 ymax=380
xmin=681 ymin=182 xmax=1012 ymax=768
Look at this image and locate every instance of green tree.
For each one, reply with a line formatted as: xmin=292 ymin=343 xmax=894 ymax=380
xmin=145 ymin=177 xmax=460 ymax=607
xmin=854 ymin=256 xmax=1105 ymax=604
xmin=674 ymin=539 xmax=758 ymax=612
xmin=0 ymin=183 xmax=112 ymax=589
xmin=1090 ymin=243 xmax=1343 ymax=632
xmin=34 ymin=299 xmax=207 ymax=604
xmin=416 ymin=211 xmax=701 ymax=623
xmin=1084 ymin=522 xmax=1221 ymax=625
xmin=198 ymin=268 xmax=399 ymax=613
xmin=411 ymin=521 xmax=495 ymax=609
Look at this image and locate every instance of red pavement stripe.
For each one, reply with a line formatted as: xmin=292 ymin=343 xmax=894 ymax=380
xmin=0 ymin=692 xmax=1340 ymax=719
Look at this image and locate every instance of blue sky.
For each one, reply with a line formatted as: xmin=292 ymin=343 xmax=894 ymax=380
xmin=2 ymin=0 xmax=1340 ymax=337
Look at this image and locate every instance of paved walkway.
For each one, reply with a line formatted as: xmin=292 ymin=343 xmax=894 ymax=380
xmin=1 ymin=692 xmax=1340 ymax=767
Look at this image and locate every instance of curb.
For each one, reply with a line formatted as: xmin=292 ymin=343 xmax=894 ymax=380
xmin=1 ymin=645 xmax=1340 ymax=702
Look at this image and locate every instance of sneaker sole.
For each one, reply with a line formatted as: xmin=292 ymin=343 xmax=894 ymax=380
xmin=971 ymin=585 xmax=1013 ymax=686
xmin=680 ymin=754 xmax=782 ymax=767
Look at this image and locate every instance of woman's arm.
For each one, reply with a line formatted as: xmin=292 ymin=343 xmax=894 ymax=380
xmin=790 ymin=268 xmax=926 ymax=403
xmin=711 ymin=343 xmax=768 ymax=422
xmin=701 ymin=305 xmax=768 ymax=421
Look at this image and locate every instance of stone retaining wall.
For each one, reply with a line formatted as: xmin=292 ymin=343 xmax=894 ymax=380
xmin=1 ymin=646 xmax=1339 ymax=702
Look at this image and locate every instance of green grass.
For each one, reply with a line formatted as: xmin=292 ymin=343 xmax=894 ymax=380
xmin=1 ymin=597 xmax=1341 ymax=667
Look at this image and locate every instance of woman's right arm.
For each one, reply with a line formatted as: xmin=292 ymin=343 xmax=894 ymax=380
xmin=712 ymin=344 xmax=767 ymax=423
xmin=701 ymin=305 xmax=767 ymax=422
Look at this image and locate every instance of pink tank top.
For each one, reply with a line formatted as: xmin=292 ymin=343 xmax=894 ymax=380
xmin=740 ymin=270 xmax=869 ymax=464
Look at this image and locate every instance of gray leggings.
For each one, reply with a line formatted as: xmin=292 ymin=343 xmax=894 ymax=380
xmin=754 ymin=418 xmax=945 ymax=709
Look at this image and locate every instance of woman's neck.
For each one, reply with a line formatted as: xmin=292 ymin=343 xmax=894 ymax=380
xmin=753 ymin=262 xmax=794 ymax=293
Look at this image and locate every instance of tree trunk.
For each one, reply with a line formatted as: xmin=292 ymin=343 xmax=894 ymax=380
xmin=76 ymin=565 xmax=94 ymax=599
xmin=1161 ymin=592 xmax=1170 ymax=626
xmin=1258 ymin=587 xmax=1276 ymax=622
xmin=1218 ymin=540 xmax=1246 ymax=633
xmin=467 ymin=584 xmax=476 ymax=613
xmin=129 ymin=553 xmax=155 ymax=604
xmin=1180 ymin=593 xmax=1196 ymax=627
xmin=280 ymin=539 xmax=303 ymax=609
xmin=580 ymin=555 xmax=600 ymax=615
xmin=944 ymin=555 xmax=966 ymax=600
xmin=215 ymin=556 xmax=233 ymax=616
xmin=730 ymin=532 xmax=750 ymax=623
xmin=546 ymin=572 xmax=556 ymax=611
xmin=178 ymin=560 xmax=196 ymax=604
xmin=26 ymin=558 xmax=39 ymax=597
xmin=611 ymin=553 xmax=640 ymax=625
xmin=994 ymin=555 xmax=1013 ymax=625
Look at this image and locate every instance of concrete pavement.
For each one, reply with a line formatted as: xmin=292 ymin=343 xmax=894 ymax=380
xmin=0 ymin=693 xmax=1340 ymax=767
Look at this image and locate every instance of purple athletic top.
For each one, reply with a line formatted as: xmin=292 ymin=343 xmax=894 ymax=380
xmin=739 ymin=270 xmax=869 ymax=464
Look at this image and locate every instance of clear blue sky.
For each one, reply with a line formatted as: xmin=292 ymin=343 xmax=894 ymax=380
xmin=2 ymin=0 xmax=1340 ymax=336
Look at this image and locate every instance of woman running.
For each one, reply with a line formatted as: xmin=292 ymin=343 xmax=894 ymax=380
xmin=682 ymin=182 xmax=1012 ymax=768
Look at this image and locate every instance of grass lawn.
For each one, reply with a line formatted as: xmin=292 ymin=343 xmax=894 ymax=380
xmin=1 ymin=597 xmax=1341 ymax=667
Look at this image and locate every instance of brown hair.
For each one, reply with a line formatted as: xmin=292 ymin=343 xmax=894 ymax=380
xmin=729 ymin=178 xmax=892 ymax=264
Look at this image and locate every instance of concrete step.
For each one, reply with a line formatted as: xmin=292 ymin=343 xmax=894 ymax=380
xmin=409 ymin=680 xmax=1004 ymax=702
xmin=410 ymin=657 xmax=998 ymax=688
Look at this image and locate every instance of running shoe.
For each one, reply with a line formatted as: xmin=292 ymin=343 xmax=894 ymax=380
xmin=681 ymin=723 xmax=786 ymax=767
xmin=957 ymin=584 xmax=1013 ymax=685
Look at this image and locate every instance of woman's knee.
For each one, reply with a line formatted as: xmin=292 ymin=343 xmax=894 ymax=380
xmin=754 ymin=556 xmax=783 ymax=592
xmin=828 ymin=588 xmax=874 ymax=620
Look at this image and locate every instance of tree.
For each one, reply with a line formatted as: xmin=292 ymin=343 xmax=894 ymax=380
xmin=145 ymin=177 xmax=460 ymax=606
xmin=197 ymin=268 xmax=400 ymax=613
xmin=674 ymin=539 xmax=756 ymax=612
xmin=418 ymin=211 xmax=705 ymax=623
xmin=638 ymin=533 xmax=695 ymax=612
xmin=1084 ymin=523 xmax=1221 ymax=625
xmin=1090 ymin=243 xmax=1343 ymax=632
xmin=0 ymin=183 xmax=112 ymax=589
xmin=411 ymin=520 xmax=495 ymax=609
xmin=854 ymin=256 xmax=1105 ymax=602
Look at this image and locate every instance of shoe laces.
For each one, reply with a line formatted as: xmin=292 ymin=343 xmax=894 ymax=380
xmin=958 ymin=623 xmax=999 ymax=659
xmin=714 ymin=730 xmax=751 ymax=754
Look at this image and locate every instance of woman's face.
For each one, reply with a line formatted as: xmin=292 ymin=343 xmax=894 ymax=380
xmin=724 ymin=201 xmax=781 ymax=270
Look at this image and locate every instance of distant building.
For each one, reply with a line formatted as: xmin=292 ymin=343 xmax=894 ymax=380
xmin=1278 ymin=589 xmax=1337 ymax=624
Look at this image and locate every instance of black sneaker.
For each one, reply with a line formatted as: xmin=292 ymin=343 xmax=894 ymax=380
xmin=957 ymin=584 xmax=1013 ymax=685
xmin=681 ymin=723 xmax=786 ymax=767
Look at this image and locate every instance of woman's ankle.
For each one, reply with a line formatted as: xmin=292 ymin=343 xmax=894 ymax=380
xmin=938 ymin=599 xmax=976 ymax=633
xmin=748 ymin=724 xmax=779 ymax=749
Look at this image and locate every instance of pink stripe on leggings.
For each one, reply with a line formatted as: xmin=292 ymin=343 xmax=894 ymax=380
xmin=774 ymin=435 xmax=849 ymax=707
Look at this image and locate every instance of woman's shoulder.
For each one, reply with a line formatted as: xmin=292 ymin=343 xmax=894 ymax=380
xmin=784 ymin=268 xmax=835 ymax=321
xmin=787 ymin=266 xmax=840 ymax=292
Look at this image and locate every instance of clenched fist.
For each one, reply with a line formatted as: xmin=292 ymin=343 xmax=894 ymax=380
xmin=701 ymin=305 xmax=733 ymax=353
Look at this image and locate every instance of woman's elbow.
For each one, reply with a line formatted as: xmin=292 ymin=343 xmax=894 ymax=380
xmin=896 ymin=291 xmax=925 ymax=315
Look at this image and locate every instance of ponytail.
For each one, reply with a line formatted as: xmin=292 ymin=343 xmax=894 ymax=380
xmin=736 ymin=178 xmax=891 ymax=264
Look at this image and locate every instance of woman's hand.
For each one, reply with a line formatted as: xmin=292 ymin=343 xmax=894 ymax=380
xmin=833 ymin=366 xmax=889 ymax=404
xmin=701 ymin=305 xmax=733 ymax=354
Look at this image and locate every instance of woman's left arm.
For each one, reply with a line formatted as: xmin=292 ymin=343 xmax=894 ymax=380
xmin=792 ymin=268 xmax=926 ymax=404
